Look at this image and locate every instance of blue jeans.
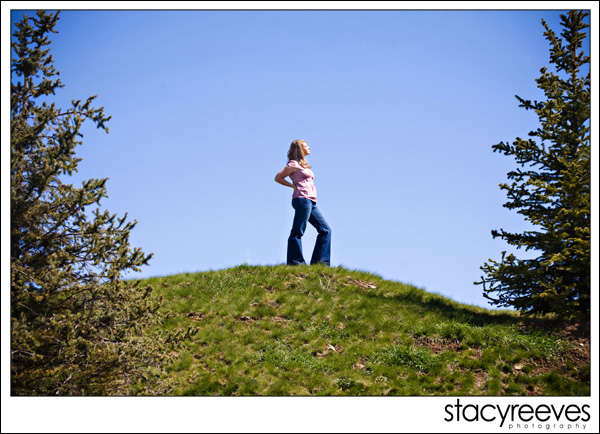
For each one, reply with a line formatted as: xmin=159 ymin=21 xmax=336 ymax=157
xmin=287 ymin=198 xmax=331 ymax=266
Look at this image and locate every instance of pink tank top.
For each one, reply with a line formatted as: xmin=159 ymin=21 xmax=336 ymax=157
xmin=287 ymin=160 xmax=317 ymax=202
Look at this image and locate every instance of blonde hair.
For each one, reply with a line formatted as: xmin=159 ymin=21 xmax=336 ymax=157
xmin=287 ymin=140 xmax=311 ymax=169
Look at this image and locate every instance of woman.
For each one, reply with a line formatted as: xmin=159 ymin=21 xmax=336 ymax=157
xmin=275 ymin=140 xmax=331 ymax=266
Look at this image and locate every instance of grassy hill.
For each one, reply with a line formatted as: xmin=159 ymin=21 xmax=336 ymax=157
xmin=135 ymin=264 xmax=589 ymax=396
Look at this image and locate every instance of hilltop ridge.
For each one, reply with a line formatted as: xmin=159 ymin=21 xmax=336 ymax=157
xmin=133 ymin=264 xmax=589 ymax=396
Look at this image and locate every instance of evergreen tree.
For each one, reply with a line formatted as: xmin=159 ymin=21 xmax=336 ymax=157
xmin=11 ymin=10 xmax=187 ymax=395
xmin=477 ymin=11 xmax=590 ymax=319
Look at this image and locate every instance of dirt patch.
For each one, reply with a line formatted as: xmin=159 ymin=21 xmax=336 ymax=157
xmin=316 ymin=344 xmax=343 ymax=358
xmin=250 ymin=300 xmax=281 ymax=309
xmin=187 ymin=312 xmax=206 ymax=321
xmin=283 ymin=273 xmax=307 ymax=289
xmin=518 ymin=320 xmax=590 ymax=370
xmin=472 ymin=369 xmax=488 ymax=390
xmin=344 ymin=276 xmax=377 ymax=290
xmin=413 ymin=336 xmax=462 ymax=354
xmin=353 ymin=357 xmax=369 ymax=372
xmin=266 ymin=300 xmax=282 ymax=309
xmin=271 ymin=315 xmax=291 ymax=325
xmin=235 ymin=315 xmax=255 ymax=322
xmin=560 ymin=323 xmax=590 ymax=366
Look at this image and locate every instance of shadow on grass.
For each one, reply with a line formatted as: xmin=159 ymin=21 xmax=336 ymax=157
xmin=369 ymin=287 xmax=566 ymax=332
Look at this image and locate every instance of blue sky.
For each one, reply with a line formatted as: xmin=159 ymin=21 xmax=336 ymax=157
xmin=6 ymin=7 xmax=591 ymax=311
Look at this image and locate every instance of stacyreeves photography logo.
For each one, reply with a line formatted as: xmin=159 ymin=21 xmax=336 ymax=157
xmin=444 ymin=399 xmax=591 ymax=430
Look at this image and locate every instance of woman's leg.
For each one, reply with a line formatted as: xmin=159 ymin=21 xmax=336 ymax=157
xmin=308 ymin=203 xmax=331 ymax=266
xmin=287 ymin=198 xmax=311 ymax=265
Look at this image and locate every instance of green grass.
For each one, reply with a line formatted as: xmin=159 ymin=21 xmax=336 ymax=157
xmin=132 ymin=264 xmax=589 ymax=396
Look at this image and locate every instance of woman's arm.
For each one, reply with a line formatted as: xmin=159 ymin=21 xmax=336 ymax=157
xmin=275 ymin=166 xmax=297 ymax=189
